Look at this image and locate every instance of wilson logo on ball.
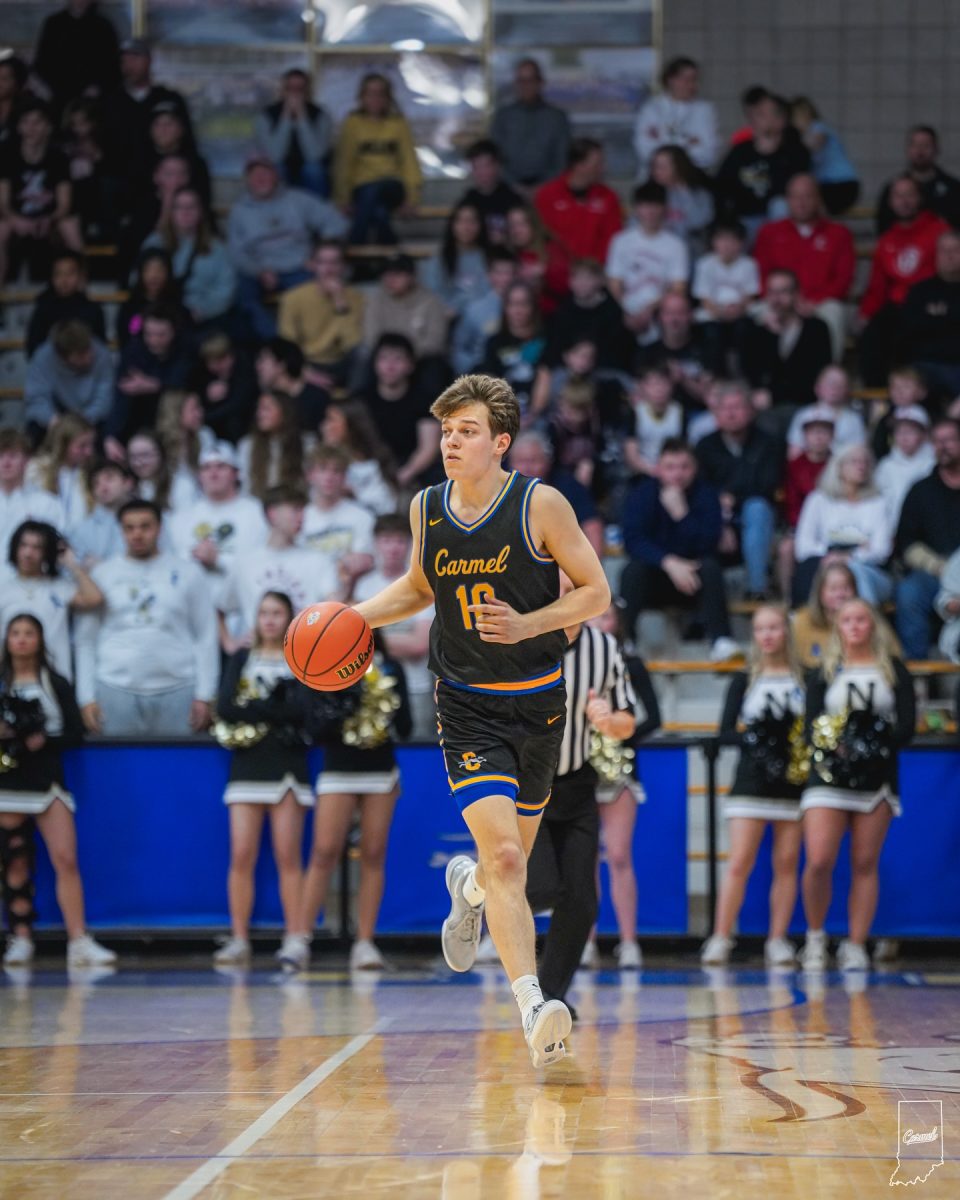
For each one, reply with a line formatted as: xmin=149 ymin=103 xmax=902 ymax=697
xmin=336 ymin=645 xmax=372 ymax=680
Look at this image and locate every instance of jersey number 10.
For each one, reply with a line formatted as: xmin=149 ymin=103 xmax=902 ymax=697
xmin=455 ymin=583 xmax=495 ymax=631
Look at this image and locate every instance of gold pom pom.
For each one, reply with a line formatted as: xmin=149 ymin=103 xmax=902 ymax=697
xmin=588 ymin=729 xmax=635 ymax=786
xmin=213 ymin=721 xmax=269 ymax=750
xmin=785 ymin=715 xmax=811 ymax=787
xmin=341 ymin=664 xmax=400 ymax=749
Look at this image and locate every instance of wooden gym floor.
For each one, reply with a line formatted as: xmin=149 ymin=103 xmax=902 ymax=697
xmin=1 ymin=956 xmax=958 ymax=1199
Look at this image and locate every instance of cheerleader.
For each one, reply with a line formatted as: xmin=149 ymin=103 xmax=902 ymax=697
xmin=0 ymin=614 xmax=116 ymax=968
xmin=700 ymin=606 xmax=806 ymax=967
xmin=798 ymin=598 xmax=915 ymax=972
xmin=213 ymin=591 xmax=314 ymax=968
xmin=282 ymin=644 xmax=411 ymax=972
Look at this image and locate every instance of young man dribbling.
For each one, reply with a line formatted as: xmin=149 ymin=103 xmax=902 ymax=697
xmin=352 ymin=374 xmax=610 ymax=1066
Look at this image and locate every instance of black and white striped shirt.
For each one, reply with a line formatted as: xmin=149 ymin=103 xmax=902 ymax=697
xmin=558 ymin=626 xmax=640 ymax=776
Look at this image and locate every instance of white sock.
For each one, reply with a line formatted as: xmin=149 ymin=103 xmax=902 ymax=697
xmin=807 ymin=929 xmax=826 ymax=940
xmin=462 ymin=864 xmax=485 ymax=908
xmin=512 ymin=974 xmax=544 ymax=1024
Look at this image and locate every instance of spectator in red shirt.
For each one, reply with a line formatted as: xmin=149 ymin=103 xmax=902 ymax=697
xmin=754 ymin=174 xmax=854 ymax=362
xmin=856 ymin=174 xmax=948 ymax=386
xmin=778 ymin=407 xmax=834 ymax=598
xmin=535 ymin=138 xmax=623 ymax=265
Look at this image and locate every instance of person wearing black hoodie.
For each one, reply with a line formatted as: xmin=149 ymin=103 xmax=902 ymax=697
xmin=26 ymin=251 xmax=105 ymax=357
xmin=32 ymin=1 xmax=121 ymax=117
xmin=107 ymin=303 xmax=194 ymax=448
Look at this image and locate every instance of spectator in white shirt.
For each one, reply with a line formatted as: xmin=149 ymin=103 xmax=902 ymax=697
xmin=605 ymin=181 xmax=689 ymax=345
xmin=793 ymin=444 xmax=893 ymax=607
xmin=624 ymin=364 xmax=684 ymax=478
xmin=875 ymin=406 xmax=936 ymax=526
xmin=128 ymin=429 xmax=199 ymax=513
xmin=649 ymin=144 xmax=714 ymax=256
xmin=167 ymin=441 xmax=268 ymax=594
xmin=218 ymin=484 xmax=339 ymax=652
xmin=68 ymin=459 xmax=135 ymax=567
xmin=75 ymin=499 xmax=219 ymax=736
xmin=634 ymin=56 xmax=718 ymax=177
xmin=0 ymin=520 xmax=102 ymax=679
xmin=301 ymin=445 xmax=375 ymax=593
xmin=692 ymin=220 xmax=760 ymax=323
xmin=786 ymin=365 xmax=866 ymax=459
xmin=237 ymin=390 xmax=307 ymax=500
xmin=318 ymin=400 xmax=398 ymax=516
xmin=0 ymin=428 xmax=64 ymax=557
xmin=353 ymin=512 xmax=435 ymax=740
xmin=25 ymin=414 xmax=96 ymax=531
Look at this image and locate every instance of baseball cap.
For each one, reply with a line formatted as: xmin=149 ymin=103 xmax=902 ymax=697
xmin=199 ymin=442 xmax=239 ymax=469
xmin=120 ymin=38 xmax=151 ymax=55
xmin=892 ymin=404 xmax=931 ymax=428
xmin=799 ymin=407 xmax=836 ymax=428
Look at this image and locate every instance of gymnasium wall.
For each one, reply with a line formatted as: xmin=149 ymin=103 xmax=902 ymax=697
xmin=662 ymin=0 xmax=960 ymax=196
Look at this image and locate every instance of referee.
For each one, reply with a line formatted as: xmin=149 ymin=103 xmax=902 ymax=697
xmin=525 ymin=592 xmax=652 ymax=1013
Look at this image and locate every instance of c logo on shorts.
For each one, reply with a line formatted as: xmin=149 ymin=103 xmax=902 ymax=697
xmin=458 ymin=752 xmax=485 ymax=772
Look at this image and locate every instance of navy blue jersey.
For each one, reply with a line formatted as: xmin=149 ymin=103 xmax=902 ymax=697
xmin=419 ymin=471 xmax=567 ymax=694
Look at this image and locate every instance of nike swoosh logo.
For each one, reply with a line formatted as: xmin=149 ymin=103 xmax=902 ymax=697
xmin=547 ymin=714 xmax=562 ymax=725
xmin=429 ymin=517 xmax=443 ymax=526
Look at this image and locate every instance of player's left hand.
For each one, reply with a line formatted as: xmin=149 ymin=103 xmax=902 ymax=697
xmin=469 ymin=597 xmax=531 ymax=644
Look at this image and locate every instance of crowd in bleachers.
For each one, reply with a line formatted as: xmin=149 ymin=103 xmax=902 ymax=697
xmin=1 ymin=22 xmax=960 ymax=682
xmin=1 ymin=5 xmax=960 ymax=968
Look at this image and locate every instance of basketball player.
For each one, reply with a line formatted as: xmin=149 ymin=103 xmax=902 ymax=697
xmin=353 ymin=374 xmax=610 ymax=1067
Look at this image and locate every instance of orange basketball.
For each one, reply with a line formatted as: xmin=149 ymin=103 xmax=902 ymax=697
xmin=283 ymin=602 xmax=374 ymax=691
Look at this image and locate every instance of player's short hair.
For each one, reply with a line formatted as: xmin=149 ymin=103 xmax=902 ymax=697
xmin=373 ymin=512 xmax=409 ymax=537
xmin=659 ymin=437 xmax=693 ymax=459
xmin=430 ymin=374 xmax=520 ymax=444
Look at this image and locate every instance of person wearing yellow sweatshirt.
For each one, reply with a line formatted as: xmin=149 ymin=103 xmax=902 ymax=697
xmin=278 ymin=241 xmax=364 ymax=387
xmin=334 ymin=73 xmax=422 ymax=245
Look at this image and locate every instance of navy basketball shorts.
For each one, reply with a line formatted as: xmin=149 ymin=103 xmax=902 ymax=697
xmin=435 ymin=680 xmax=567 ymax=816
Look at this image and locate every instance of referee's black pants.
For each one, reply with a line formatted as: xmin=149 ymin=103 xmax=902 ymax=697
xmin=526 ymin=764 xmax=599 ymax=1005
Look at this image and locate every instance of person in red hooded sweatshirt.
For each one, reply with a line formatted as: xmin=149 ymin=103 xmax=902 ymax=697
xmin=855 ymin=175 xmax=947 ymax=386
xmin=535 ymin=138 xmax=623 ymax=266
